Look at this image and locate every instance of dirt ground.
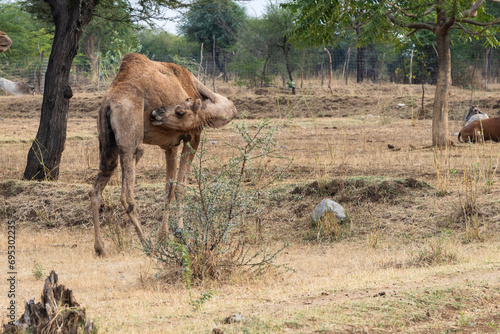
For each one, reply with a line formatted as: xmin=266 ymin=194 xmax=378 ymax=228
xmin=1 ymin=81 xmax=500 ymax=333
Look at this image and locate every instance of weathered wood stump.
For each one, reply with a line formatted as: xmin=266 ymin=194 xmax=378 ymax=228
xmin=2 ymin=271 xmax=94 ymax=334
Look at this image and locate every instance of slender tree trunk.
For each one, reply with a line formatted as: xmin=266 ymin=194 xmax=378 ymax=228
xmin=432 ymin=29 xmax=452 ymax=147
xmin=356 ymin=46 xmax=365 ymax=83
xmin=300 ymin=50 xmax=305 ymax=88
xmin=320 ymin=57 xmax=324 ymax=87
xmin=24 ymin=0 xmax=97 ymax=180
xmin=261 ymin=57 xmax=269 ymax=87
xmin=323 ymin=47 xmax=333 ymax=95
xmin=198 ymin=42 xmax=204 ymax=79
xmin=212 ymin=35 xmax=216 ymax=93
xmin=343 ymin=47 xmax=351 ymax=85
xmin=84 ymin=34 xmax=100 ymax=84
xmin=409 ymin=49 xmax=414 ymax=85
xmin=283 ymin=37 xmax=295 ymax=95
xmin=379 ymin=52 xmax=385 ymax=81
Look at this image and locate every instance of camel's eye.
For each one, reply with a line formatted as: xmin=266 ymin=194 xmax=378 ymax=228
xmin=175 ymin=109 xmax=185 ymax=118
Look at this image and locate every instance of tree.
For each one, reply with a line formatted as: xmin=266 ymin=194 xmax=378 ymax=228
xmin=136 ymin=28 xmax=199 ymax=63
xmin=0 ymin=3 xmax=53 ymax=61
xmin=21 ymin=0 xmax=190 ymax=180
xmin=284 ymin=0 xmax=500 ymax=146
xmin=78 ymin=0 xmax=134 ymax=84
xmin=262 ymin=3 xmax=298 ymax=94
xmin=22 ymin=0 xmax=98 ymax=180
xmin=178 ymin=0 xmax=247 ymax=76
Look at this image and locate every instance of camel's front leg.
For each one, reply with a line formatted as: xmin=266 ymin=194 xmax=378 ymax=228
xmin=158 ymin=146 xmax=178 ymax=240
xmin=175 ymin=133 xmax=201 ymax=229
xmin=120 ymin=151 xmax=146 ymax=245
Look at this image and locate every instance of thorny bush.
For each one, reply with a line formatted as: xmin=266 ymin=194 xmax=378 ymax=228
xmin=145 ymin=119 xmax=290 ymax=282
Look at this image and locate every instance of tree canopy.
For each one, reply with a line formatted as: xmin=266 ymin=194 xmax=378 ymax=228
xmin=178 ymin=0 xmax=247 ymax=50
xmin=283 ymin=0 xmax=500 ymax=146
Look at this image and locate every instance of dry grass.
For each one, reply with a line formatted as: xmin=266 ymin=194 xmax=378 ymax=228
xmin=1 ymin=228 xmax=499 ymax=333
xmin=1 ymin=80 xmax=500 ymax=333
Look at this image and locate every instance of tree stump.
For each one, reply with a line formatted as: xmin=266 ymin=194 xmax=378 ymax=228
xmin=2 ymin=271 xmax=94 ymax=334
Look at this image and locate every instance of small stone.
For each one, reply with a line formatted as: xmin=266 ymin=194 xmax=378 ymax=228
xmin=224 ymin=312 xmax=245 ymax=324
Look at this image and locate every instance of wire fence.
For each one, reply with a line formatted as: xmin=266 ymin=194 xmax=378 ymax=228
xmin=0 ymin=44 xmax=498 ymax=95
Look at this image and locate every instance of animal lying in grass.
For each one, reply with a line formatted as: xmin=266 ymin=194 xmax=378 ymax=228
xmin=464 ymin=106 xmax=488 ymax=126
xmin=89 ymin=53 xmax=237 ymax=256
xmin=458 ymin=117 xmax=500 ymax=143
xmin=0 ymin=78 xmax=35 ymax=96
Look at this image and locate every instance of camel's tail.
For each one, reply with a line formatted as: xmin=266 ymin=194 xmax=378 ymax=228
xmin=458 ymin=130 xmax=463 ymax=143
xmin=98 ymin=103 xmax=119 ymax=173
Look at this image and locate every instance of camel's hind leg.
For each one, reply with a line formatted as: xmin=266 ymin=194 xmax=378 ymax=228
xmin=119 ymin=149 xmax=146 ymax=245
xmin=89 ymin=151 xmax=118 ymax=257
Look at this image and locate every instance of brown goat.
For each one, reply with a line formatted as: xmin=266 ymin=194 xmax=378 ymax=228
xmin=458 ymin=117 xmax=500 ymax=143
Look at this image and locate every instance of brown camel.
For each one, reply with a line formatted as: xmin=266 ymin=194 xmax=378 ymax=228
xmin=0 ymin=31 xmax=12 ymax=53
xmin=89 ymin=53 xmax=237 ymax=256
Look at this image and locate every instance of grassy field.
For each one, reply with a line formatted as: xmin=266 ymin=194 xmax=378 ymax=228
xmin=1 ymin=80 xmax=500 ymax=333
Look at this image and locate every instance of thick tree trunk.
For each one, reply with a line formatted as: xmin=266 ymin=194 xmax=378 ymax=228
xmin=432 ymin=26 xmax=452 ymax=147
xmin=24 ymin=0 xmax=97 ymax=180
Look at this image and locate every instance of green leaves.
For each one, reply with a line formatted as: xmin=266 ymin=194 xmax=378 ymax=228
xmin=282 ymin=0 xmax=500 ymax=48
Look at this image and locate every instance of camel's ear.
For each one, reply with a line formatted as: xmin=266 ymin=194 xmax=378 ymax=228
xmin=192 ymin=99 xmax=202 ymax=114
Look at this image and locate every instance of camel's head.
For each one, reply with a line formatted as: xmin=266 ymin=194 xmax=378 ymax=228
xmin=0 ymin=31 xmax=12 ymax=53
xmin=151 ymin=97 xmax=203 ymax=131
xmin=151 ymin=94 xmax=237 ymax=131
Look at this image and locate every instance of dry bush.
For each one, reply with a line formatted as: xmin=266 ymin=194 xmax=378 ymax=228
xmin=147 ymin=120 xmax=289 ymax=283
xmin=408 ymin=241 xmax=459 ymax=267
xmin=313 ymin=211 xmax=348 ymax=241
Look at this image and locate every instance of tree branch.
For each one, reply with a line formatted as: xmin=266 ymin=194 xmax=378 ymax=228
xmin=407 ymin=22 xmax=436 ymax=31
xmin=458 ymin=17 xmax=500 ymax=27
xmin=454 ymin=22 xmax=500 ymax=36
xmin=460 ymin=0 xmax=485 ymax=18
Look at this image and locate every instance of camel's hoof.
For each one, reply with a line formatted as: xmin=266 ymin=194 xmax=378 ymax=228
xmin=94 ymin=246 xmax=108 ymax=257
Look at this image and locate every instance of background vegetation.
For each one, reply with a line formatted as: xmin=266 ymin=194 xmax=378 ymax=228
xmin=1 ymin=0 xmax=499 ymax=93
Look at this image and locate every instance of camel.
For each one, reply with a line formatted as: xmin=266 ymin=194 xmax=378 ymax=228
xmin=0 ymin=31 xmax=12 ymax=53
xmin=0 ymin=77 xmax=35 ymax=95
xmin=89 ymin=53 xmax=237 ymax=256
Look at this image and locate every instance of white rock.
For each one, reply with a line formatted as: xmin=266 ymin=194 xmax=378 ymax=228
xmin=311 ymin=199 xmax=346 ymax=223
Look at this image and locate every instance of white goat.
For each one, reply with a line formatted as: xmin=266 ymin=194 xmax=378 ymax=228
xmin=464 ymin=106 xmax=488 ymax=126
xmin=0 ymin=78 xmax=35 ymax=96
